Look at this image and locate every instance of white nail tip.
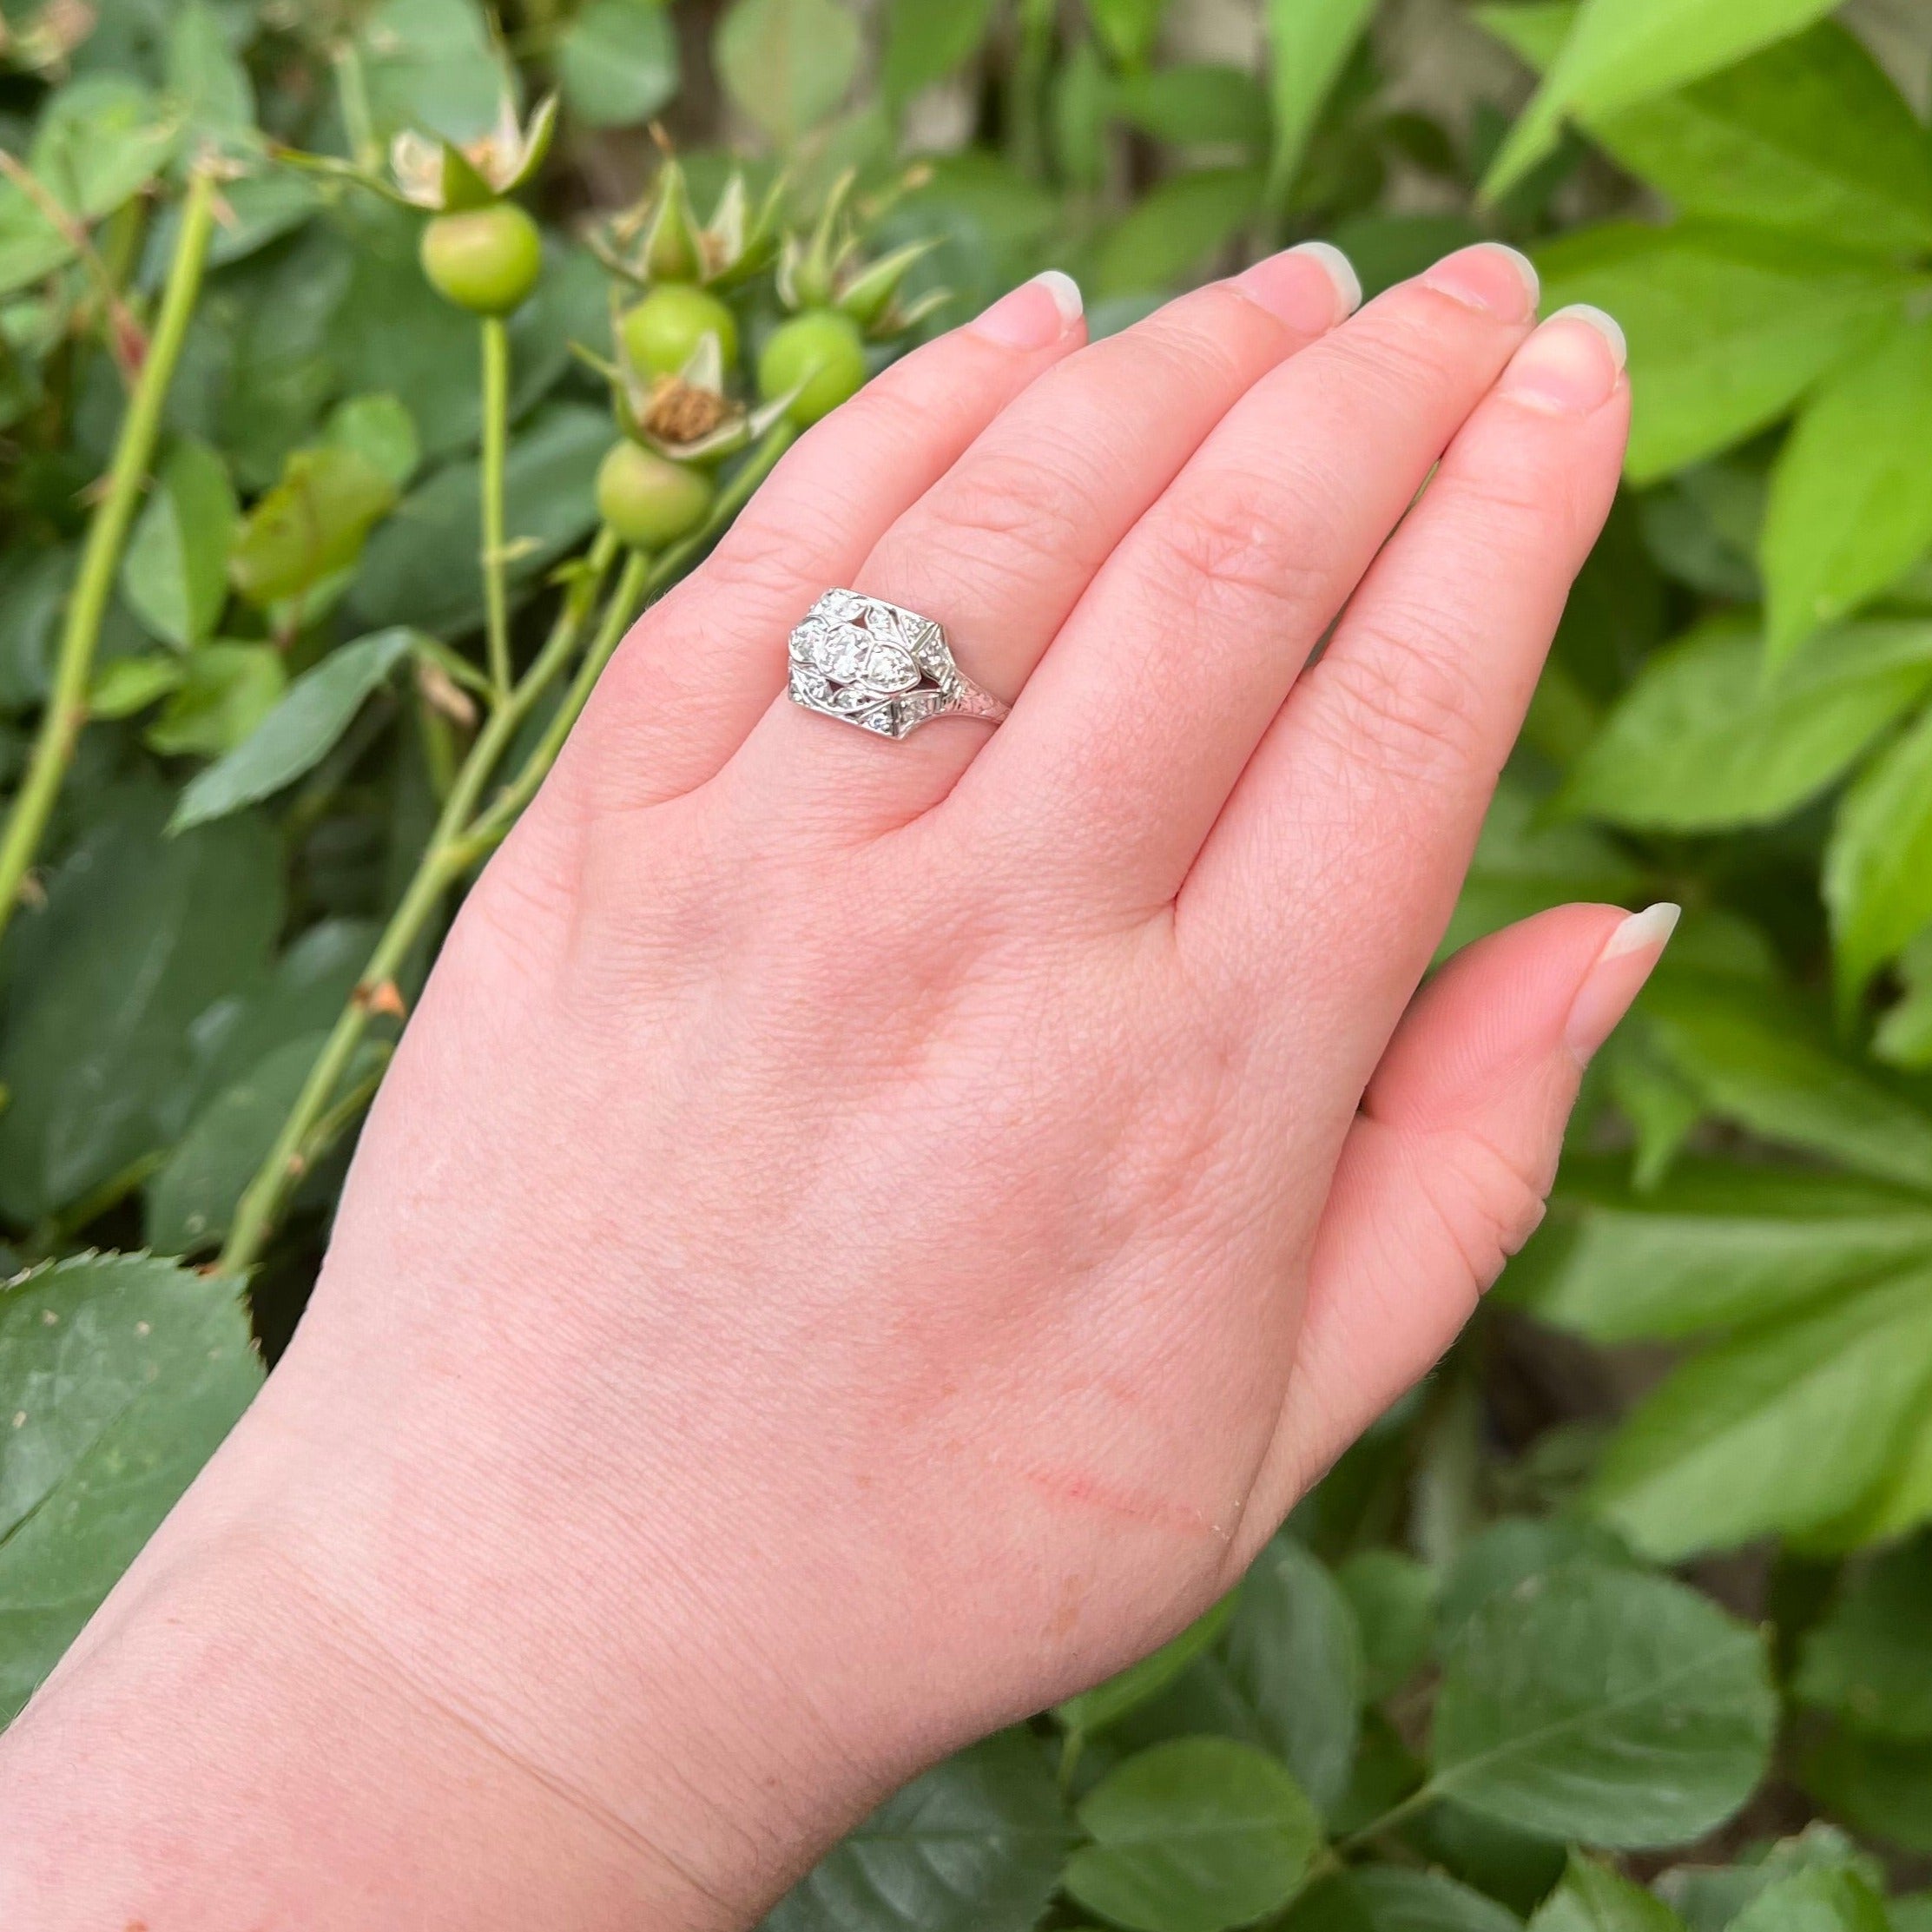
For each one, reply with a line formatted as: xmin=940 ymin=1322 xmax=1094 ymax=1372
xmin=1600 ymin=901 xmax=1681 ymax=963
xmin=1031 ymin=269 xmax=1085 ymax=326
xmin=1474 ymin=241 xmax=1541 ymax=312
xmin=1548 ymin=302 xmax=1627 ymax=371
xmin=1288 ymin=241 xmax=1362 ymax=320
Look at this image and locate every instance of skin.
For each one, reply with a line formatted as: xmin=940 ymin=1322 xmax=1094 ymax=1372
xmin=0 ymin=243 xmax=1645 ymax=1929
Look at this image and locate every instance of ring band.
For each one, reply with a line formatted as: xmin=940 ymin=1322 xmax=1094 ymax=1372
xmin=788 ymin=590 xmax=1010 ymax=740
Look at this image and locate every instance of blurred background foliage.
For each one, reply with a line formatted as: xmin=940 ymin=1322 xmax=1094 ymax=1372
xmin=13 ymin=0 xmax=1932 ymax=1923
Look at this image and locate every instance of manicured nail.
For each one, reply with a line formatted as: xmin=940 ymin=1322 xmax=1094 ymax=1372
xmin=1499 ymin=304 xmax=1626 ymax=416
xmin=1419 ymin=241 xmax=1540 ymax=322
xmin=1232 ymin=241 xmax=1362 ymax=333
xmin=971 ymin=270 xmax=1084 ymax=348
xmin=1565 ymin=902 xmax=1680 ymax=1065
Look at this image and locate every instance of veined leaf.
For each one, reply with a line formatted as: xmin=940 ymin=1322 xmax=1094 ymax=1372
xmin=1431 ymin=1560 xmax=1776 ymax=1845
xmin=1091 ymin=168 xmax=1265 ymax=297
xmin=1764 ymin=317 xmax=1932 ymax=668
xmin=1562 ymin=617 xmax=1932 ymax=832
xmin=557 ymin=0 xmax=679 ymax=129
xmin=880 ymin=0 xmax=999 ymax=103
xmin=145 ymin=642 xmax=287 ymax=759
xmin=1801 ymin=1733 xmax=1932 ymax=1854
xmin=1482 ymin=0 xmax=1841 ymax=201
xmin=1065 ymin=1737 xmax=1321 ymax=1932
xmin=1529 ymin=1157 xmax=1932 ymax=1343
xmin=0 ymin=1252 xmax=261 ymax=1722
xmin=1655 ymin=1828 xmax=1880 ymax=1932
xmin=1337 ymin=1550 xmax=1435 ymax=1701
xmin=1437 ymin=1517 xmax=1639 ymax=1647
xmin=1824 ymin=699 xmax=1932 ymax=1007
xmin=1290 ymin=1866 xmax=1524 ymax=1932
xmin=1641 ymin=975 xmax=1932 ymax=1190
xmin=1533 ymin=223 xmax=1909 ymax=482
xmin=1114 ymin=65 xmax=1271 ymax=153
xmin=170 ymin=629 xmax=417 ymax=833
xmin=1592 ymin=1263 xmax=1932 ymax=1557
xmin=762 ymin=1730 xmax=1072 ymax=1932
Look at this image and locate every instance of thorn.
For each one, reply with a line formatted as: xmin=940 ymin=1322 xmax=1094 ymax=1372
xmin=354 ymin=979 xmax=408 ymax=1019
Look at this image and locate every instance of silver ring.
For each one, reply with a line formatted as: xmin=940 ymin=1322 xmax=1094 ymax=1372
xmin=788 ymin=590 xmax=1011 ymax=740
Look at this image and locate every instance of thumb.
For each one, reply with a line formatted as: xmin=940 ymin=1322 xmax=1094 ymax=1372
xmin=1264 ymin=900 xmax=1678 ymax=1515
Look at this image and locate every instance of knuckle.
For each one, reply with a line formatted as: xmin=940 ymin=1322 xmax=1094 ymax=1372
xmin=893 ymin=444 xmax=1104 ymax=594
xmin=1147 ymin=474 xmax=1325 ymax=623
xmin=1422 ymin=1124 xmax=1553 ymax=1296
xmin=1308 ymin=614 xmax=1489 ymax=785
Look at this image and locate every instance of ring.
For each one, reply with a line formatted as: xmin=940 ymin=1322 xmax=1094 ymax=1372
xmin=788 ymin=590 xmax=1011 ymax=739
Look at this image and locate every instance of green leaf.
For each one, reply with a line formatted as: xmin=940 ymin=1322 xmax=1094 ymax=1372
xmin=1328 ymin=213 xmax=1487 ymax=304
xmin=1533 ymin=224 xmax=1909 ymax=483
xmin=715 ymin=0 xmax=861 ymax=148
xmin=1482 ymin=0 xmax=1840 ymax=201
xmin=762 ymin=1730 xmax=1072 ymax=1932
xmin=1640 ymin=975 xmax=1932 ymax=1190
xmin=346 ymin=403 xmax=610 ymax=636
xmin=1065 ymin=1737 xmax=1321 ymax=1932
xmin=165 ymin=0 xmax=255 ymax=143
xmin=1530 ymin=1157 xmax=1932 ymax=1343
xmin=1058 ymin=1592 xmax=1238 ymax=1741
xmin=1723 ymin=1871 xmax=1888 ymax=1932
xmin=89 ymin=651 xmax=187 ymax=721
xmin=1586 ymin=27 xmax=1932 ymax=255
xmin=146 ymin=1033 xmax=387 ymax=1255
xmin=0 ymin=789 xmax=281 ymax=1222
xmin=1337 ymin=1551 xmax=1435 ymax=1701
xmin=881 ymin=0 xmax=999 ymax=103
xmin=228 ymin=445 xmax=399 ymax=608
xmin=1561 ymin=616 xmax=1932 ymax=832
xmin=1803 ymin=1733 xmax=1932 ymax=1852
xmin=30 ymin=76 xmax=177 ymax=225
xmin=1593 ymin=1264 xmax=1932 ymax=1557
xmin=1436 ymin=1516 xmax=1639 ymax=1645
xmin=170 ymin=629 xmax=416 ymax=833
xmin=1764 ymin=318 xmax=1932 ymax=668
xmin=1825 ymin=703 xmax=1932 ymax=1006
xmin=1794 ymin=1536 xmax=1932 ymax=1741
xmin=1114 ymin=65 xmax=1270 ymax=153
xmin=1263 ymin=0 xmax=1376 ymax=205
xmin=1289 ymin=1868 xmax=1524 ymax=1932
xmin=1091 ymin=168 xmax=1264 ymax=298
xmin=326 ymin=393 xmax=420 ymax=491
xmin=1531 ymin=1854 xmax=1685 ymax=1932
xmin=1656 ymin=1829 xmax=1879 ymax=1932
xmin=121 ymin=438 xmax=237 ymax=650
xmin=0 ymin=1252 xmax=261 ymax=1723
xmin=1431 ymin=1560 xmax=1777 ymax=1846
xmin=557 ymin=0 xmax=680 ymax=130
xmin=1223 ymin=1533 xmax=1363 ymax=1817
xmin=145 ymin=642 xmax=288 ymax=760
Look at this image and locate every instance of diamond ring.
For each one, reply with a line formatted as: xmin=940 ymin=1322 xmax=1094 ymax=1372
xmin=788 ymin=590 xmax=1011 ymax=739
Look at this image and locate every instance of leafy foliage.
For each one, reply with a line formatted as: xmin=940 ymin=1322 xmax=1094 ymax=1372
xmin=9 ymin=0 xmax=1932 ymax=1918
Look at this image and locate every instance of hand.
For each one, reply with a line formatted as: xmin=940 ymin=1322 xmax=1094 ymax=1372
xmin=0 ymin=244 xmax=1647 ymax=1929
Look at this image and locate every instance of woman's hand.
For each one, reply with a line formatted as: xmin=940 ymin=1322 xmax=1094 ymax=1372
xmin=0 ymin=244 xmax=1647 ymax=1929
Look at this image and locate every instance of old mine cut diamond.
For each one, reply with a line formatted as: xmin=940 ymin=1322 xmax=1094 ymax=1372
xmin=789 ymin=590 xmax=952 ymax=735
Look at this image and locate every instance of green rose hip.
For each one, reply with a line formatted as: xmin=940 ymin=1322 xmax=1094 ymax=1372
xmin=758 ymin=309 xmax=867 ymax=426
xmin=596 ymin=442 xmax=715 ymax=549
xmin=620 ymin=285 xmax=740 ymax=379
xmin=419 ymin=205 xmax=544 ymax=316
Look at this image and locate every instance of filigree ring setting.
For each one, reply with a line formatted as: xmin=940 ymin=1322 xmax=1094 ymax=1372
xmin=787 ymin=590 xmax=1010 ymax=740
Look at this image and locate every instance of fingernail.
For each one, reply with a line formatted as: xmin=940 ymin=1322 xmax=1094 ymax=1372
xmin=971 ymin=270 xmax=1084 ymax=348
xmin=1419 ymin=241 xmax=1540 ymax=323
xmin=1232 ymin=241 xmax=1362 ymax=333
xmin=1499 ymin=304 xmax=1626 ymax=416
xmin=1565 ymin=902 xmax=1680 ymax=1065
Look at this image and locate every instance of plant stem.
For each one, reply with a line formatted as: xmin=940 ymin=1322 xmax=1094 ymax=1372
xmin=1335 ymin=1779 xmax=1441 ymax=1855
xmin=332 ymin=38 xmax=379 ymax=173
xmin=0 ymin=165 xmax=219 ymax=952
xmin=480 ymin=314 xmax=513 ymax=700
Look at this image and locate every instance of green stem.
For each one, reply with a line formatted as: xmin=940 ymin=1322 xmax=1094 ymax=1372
xmin=1335 ymin=1779 xmax=1441 ymax=1856
xmin=480 ymin=315 xmax=513 ymax=700
xmin=332 ymin=38 xmax=379 ymax=172
xmin=0 ymin=166 xmax=219 ymax=952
